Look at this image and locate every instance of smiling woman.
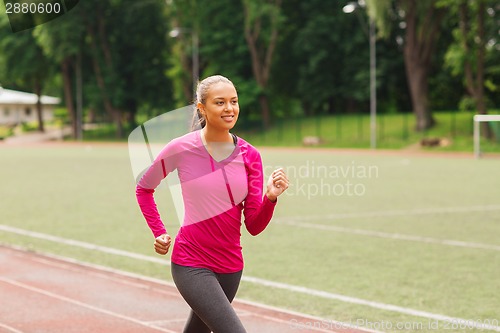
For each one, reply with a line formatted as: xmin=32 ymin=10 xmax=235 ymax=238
xmin=195 ymin=75 xmax=240 ymax=160
xmin=192 ymin=75 xmax=239 ymax=133
xmin=135 ymin=75 xmax=290 ymax=333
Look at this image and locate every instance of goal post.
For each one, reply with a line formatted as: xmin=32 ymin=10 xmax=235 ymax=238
xmin=474 ymin=114 xmax=500 ymax=159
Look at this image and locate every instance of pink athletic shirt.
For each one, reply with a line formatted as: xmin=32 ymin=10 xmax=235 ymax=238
xmin=136 ymin=130 xmax=276 ymax=273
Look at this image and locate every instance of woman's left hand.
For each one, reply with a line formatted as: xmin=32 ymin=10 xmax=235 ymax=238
xmin=266 ymin=168 xmax=289 ymax=202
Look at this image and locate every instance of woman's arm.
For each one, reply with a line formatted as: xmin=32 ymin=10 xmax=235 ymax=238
xmin=243 ymin=148 xmax=288 ymax=236
xmin=136 ymin=143 xmax=178 ymax=238
xmin=136 ymin=185 xmax=167 ymax=238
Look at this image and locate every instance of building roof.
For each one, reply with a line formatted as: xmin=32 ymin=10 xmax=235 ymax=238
xmin=0 ymin=86 xmax=61 ymax=105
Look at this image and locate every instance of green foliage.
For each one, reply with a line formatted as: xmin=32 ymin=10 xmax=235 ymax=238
xmin=0 ymin=12 xmax=54 ymax=92
xmin=458 ymin=96 xmax=477 ymax=112
xmin=0 ymin=0 xmax=498 ymax=137
xmin=33 ymin=0 xmax=173 ymax=127
xmin=275 ymin=0 xmax=371 ymax=115
xmin=242 ymin=0 xmax=285 ymax=49
xmin=20 ymin=121 xmax=39 ymax=132
xmin=53 ymin=107 xmax=70 ymax=124
xmin=0 ymin=125 xmax=14 ymax=139
xmin=365 ymin=0 xmax=392 ymax=37
xmin=484 ymin=78 xmax=498 ymax=93
xmin=195 ymin=0 xmax=250 ymax=81
xmin=32 ymin=11 xmax=84 ymax=62
xmin=441 ymin=0 xmax=499 ymax=109
xmin=444 ymin=43 xmax=465 ymax=77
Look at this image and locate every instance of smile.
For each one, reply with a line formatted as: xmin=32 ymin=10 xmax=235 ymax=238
xmin=221 ymin=115 xmax=235 ymax=122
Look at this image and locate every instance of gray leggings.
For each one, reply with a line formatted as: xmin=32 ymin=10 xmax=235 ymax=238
xmin=171 ymin=263 xmax=247 ymax=333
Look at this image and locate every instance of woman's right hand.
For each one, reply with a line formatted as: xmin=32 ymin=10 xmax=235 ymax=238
xmin=154 ymin=234 xmax=172 ymax=255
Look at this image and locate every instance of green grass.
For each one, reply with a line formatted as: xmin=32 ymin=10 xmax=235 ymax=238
xmin=1 ymin=144 xmax=499 ymax=332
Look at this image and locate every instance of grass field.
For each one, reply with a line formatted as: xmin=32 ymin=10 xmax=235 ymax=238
xmin=1 ymin=143 xmax=499 ymax=332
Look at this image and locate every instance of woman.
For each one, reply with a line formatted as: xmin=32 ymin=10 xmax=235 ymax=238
xmin=136 ymin=75 xmax=289 ymax=333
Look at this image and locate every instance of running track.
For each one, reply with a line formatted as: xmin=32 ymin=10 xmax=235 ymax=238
xmin=0 ymin=245 xmax=373 ymax=333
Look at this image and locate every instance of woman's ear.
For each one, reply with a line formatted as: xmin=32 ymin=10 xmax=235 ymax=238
xmin=197 ymin=102 xmax=205 ymax=115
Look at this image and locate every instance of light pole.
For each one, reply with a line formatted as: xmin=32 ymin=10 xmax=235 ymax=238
xmin=343 ymin=1 xmax=377 ymax=149
xmin=169 ymin=27 xmax=199 ymax=99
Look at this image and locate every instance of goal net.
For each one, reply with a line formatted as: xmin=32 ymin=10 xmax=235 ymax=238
xmin=474 ymin=114 xmax=500 ymax=158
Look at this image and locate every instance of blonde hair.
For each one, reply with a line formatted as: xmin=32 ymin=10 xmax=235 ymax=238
xmin=191 ymin=75 xmax=235 ymax=130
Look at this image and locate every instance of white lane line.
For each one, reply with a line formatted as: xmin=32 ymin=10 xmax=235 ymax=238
xmin=243 ymin=276 xmax=500 ymax=332
xmin=0 ymin=323 xmax=24 ymax=333
xmin=27 ymin=256 xmax=181 ymax=298
xmin=274 ymin=204 xmax=500 ymax=222
xmin=279 ymin=220 xmax=500 ymax=251
xmin=2 ymin=225 xmax=499 ymax=332
xmin=0 ymin=224 xmax=169 ymax=265
xmin=0 ymin=277 xmax=177 ymax=333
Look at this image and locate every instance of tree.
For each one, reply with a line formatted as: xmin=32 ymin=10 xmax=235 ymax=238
xmin=81 ymin=0 xmax=172 ymax=135
xmin=276 ymin=0 xmax=375 ymax=116
xmin=0 ymin=15 xmax=54 ymax=132
xmin=366 ymin=0 xmax=446 ymax=131
xmin=36 ymin=0 xmax=173 ymax=138
xmin=441 ymin=0 xmax=498 ymax=138
xmin=242 ymin=0 xmax=283 ymax=129
xmin=190 ymin=0 xmax=260 ymax=120
xmin=400 ymin=0 xmax=446 ymax=131
xmin=34 ymin=9 xmax=85 ymax=138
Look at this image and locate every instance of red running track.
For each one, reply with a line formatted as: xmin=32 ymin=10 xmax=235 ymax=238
xmin=0 ymin=245 xmax=372 ymax=333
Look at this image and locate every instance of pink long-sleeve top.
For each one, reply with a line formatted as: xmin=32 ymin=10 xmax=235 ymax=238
xmin=136 ymin=130 xmax=276 ymax=273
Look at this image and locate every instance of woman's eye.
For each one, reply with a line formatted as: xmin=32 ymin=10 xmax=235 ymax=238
xmin=232 ymin=100 xmax=238 ymax=104
xmin=216 ymin=101 xmax=224 ymax=105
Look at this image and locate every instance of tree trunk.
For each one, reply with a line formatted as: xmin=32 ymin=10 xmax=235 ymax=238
xmin=258 ymin=94 xmax=271 ymax=129
xmin=126 ymin=100 xmax=138 ymax=130
xmin=403 ymin=0 xmax=443 ymax=131
xmin=345 ymin=98 xmax=357 ymax=114
xmin=87 ymin=24 xmax=123 ymax=138
xmin=404 ymin=57 xmax=435 ymax=131
xmin=61 ymin=58 xmax=77 ymax=138
xmin=34 ymin=78 xmax=44 ymax=133
xmin=327 ymin=97 xmax=336 ymax=115
xmin=302 ymin=101 xmax=311 ymax=116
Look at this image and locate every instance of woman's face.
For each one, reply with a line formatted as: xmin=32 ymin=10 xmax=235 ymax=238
xmin=199 ymin=82 xmax=239 ymax=131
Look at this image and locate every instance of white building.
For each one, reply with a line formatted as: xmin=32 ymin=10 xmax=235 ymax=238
xmin=0 ymin=86 xmax=61 ymax=126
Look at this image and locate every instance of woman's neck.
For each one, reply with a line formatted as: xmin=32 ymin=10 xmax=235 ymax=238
xmin=202 ymin=126 xmax=232 ymax=143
